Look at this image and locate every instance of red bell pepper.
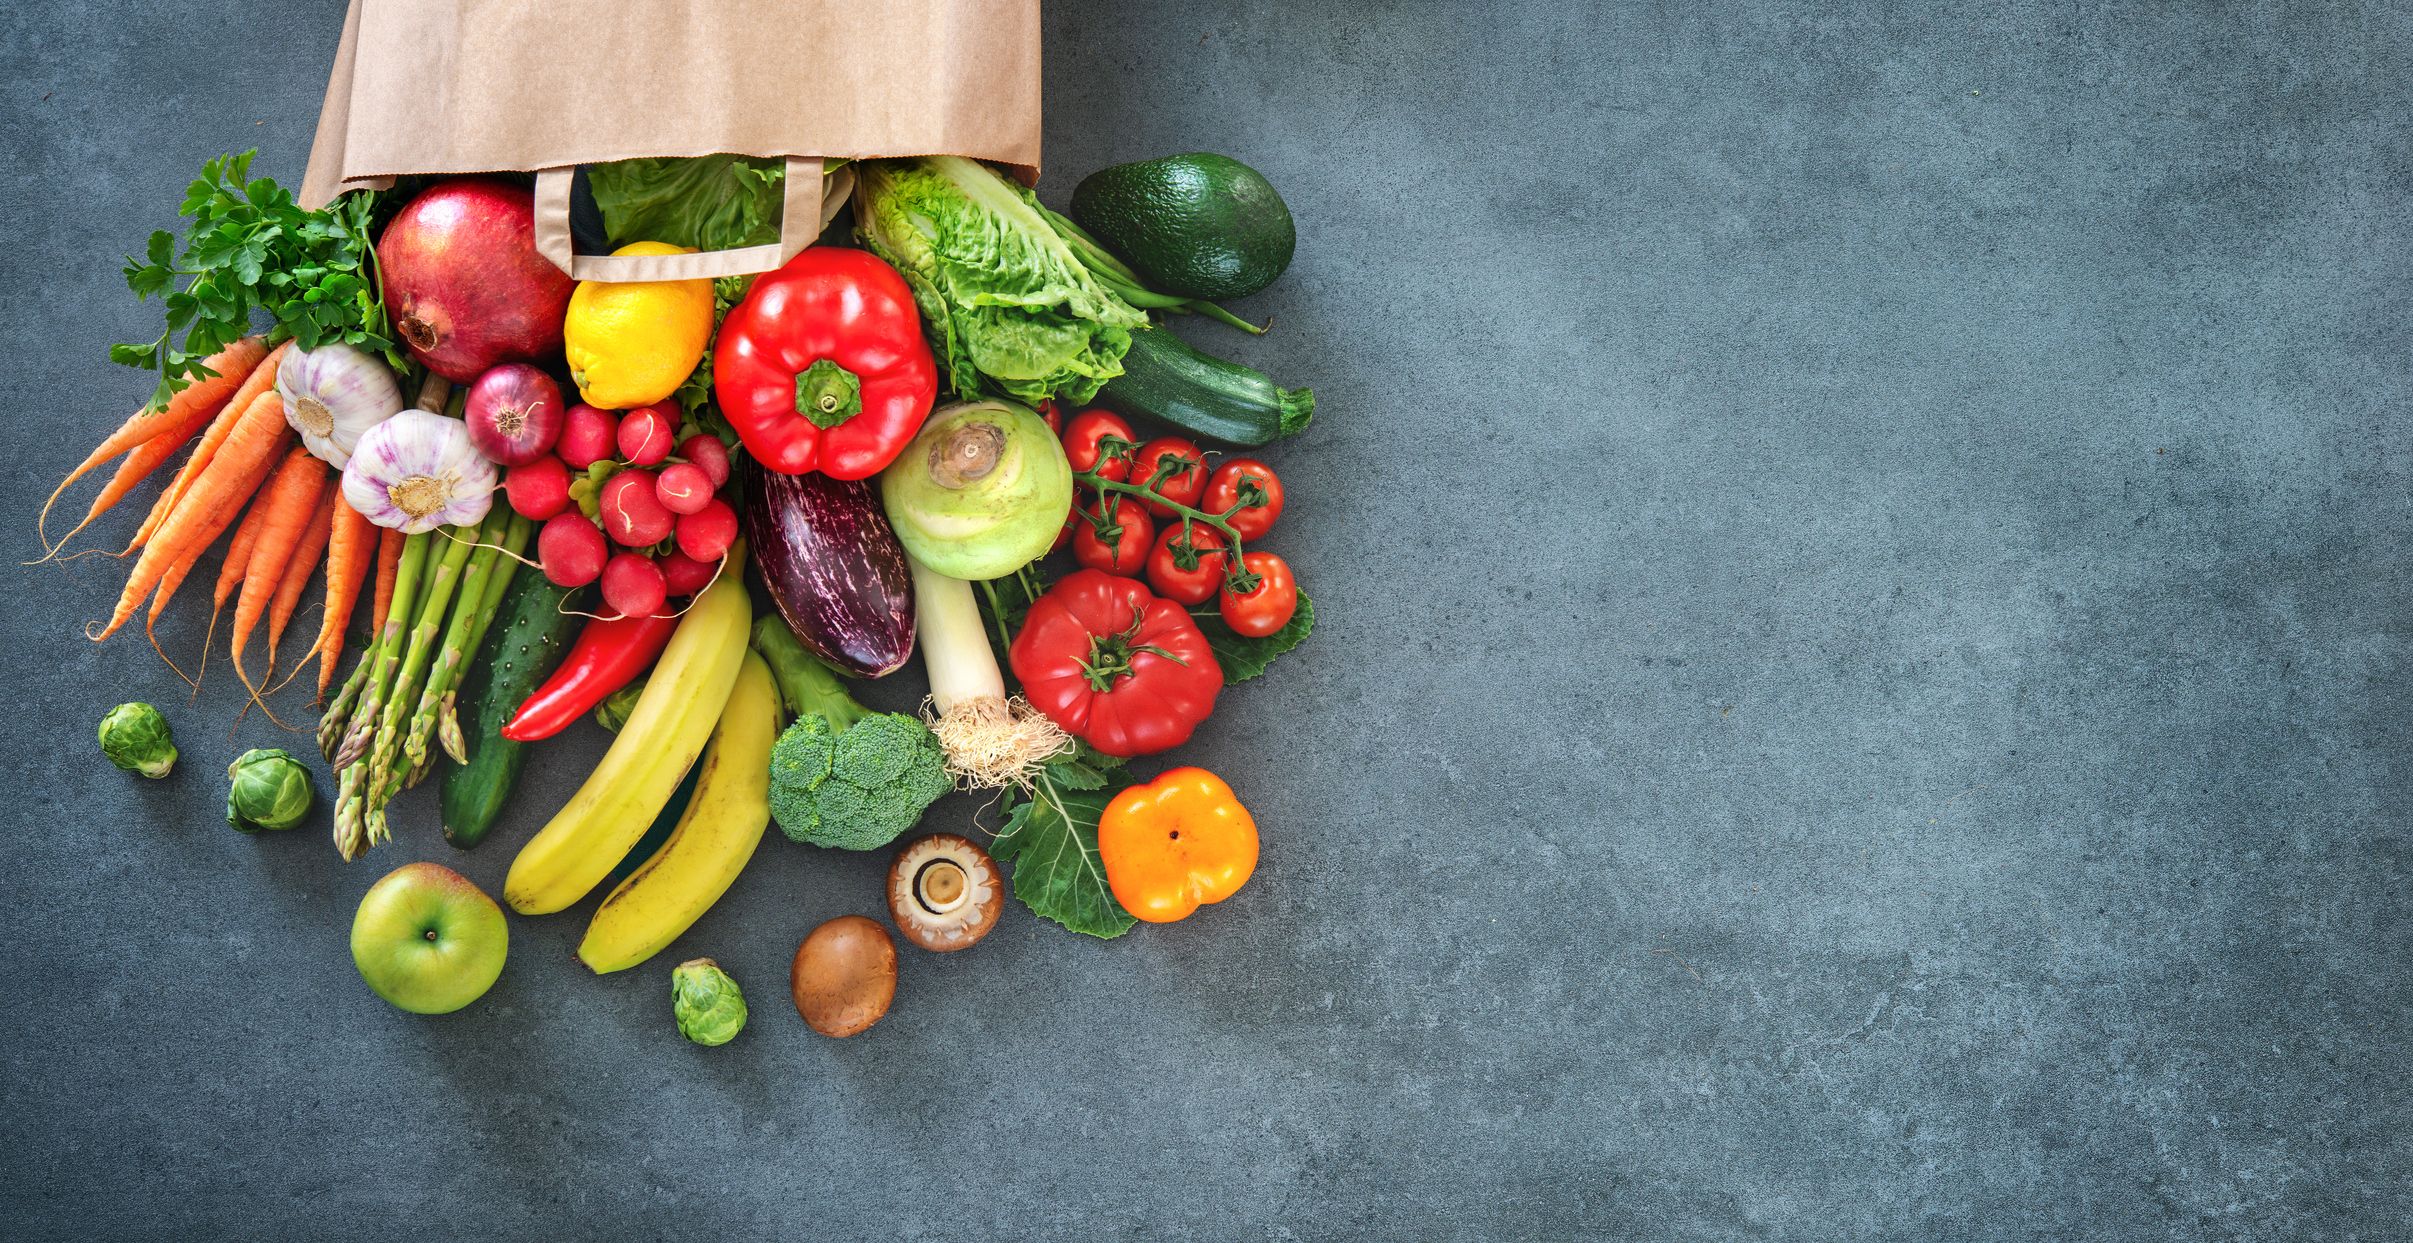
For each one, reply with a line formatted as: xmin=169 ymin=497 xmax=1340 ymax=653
xmin=712 ymin=247 xmax=939 ymax=479
xmin=1009 ymin=570 xmax=1223 ymax=757
xmin=501 ymin=612 xmax=679 ymax=741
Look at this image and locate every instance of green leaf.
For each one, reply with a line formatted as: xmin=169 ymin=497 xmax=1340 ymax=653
xmin=1044 ymin=756 xmax=1111 ymax=791
xmin=114 ymin=152 xmax=397 ymax=396
xmin=990 ymin=774 xmax=1137 ymax=939
xmin=1199 ymin=589 xmax=1315 ymax=684
xmin=587 ymin=155 xmax=797 ymax=253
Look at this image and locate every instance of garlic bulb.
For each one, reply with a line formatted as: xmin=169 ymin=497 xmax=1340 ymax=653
xmin=278 ymin=343 xmax=403 ymax=468
xmin=342 ymin=410 xmax=497 ymax=533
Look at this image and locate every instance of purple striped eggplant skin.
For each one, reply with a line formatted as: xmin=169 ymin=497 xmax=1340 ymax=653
xmin=741 ymin=461 xmax=917 ymax=677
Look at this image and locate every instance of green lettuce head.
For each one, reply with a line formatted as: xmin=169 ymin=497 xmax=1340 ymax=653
xmin=225 ymin=748 xmax=314 ymax=833
xmin=671 ymin=958 xmax=747 ymax=1047
xmin=854 ymin=156 xmax=1148 ymax=406
xmin=99 ymin=703 xmax=177 ymax=779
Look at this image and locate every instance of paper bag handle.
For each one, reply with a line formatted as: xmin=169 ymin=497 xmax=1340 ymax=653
xmin=533 ymin=156 xmax=826 ymax=281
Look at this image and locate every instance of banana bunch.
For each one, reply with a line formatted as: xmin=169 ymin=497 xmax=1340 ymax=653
xmin=578 ymin=650 xmax=780 ymax=973
xmin=505 ymin=574 xmax=752 ymax=916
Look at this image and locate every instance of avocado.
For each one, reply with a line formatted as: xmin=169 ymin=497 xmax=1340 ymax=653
xmin=1070 ymin=153 xmax=1295 ymax=302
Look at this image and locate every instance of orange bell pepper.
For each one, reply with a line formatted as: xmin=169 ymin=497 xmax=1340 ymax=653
xmin=1097 ymin=767 xmax=1259 ymax=923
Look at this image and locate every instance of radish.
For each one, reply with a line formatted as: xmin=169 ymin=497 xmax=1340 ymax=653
xmin=654 ymin=462 xmax=714 ymax=515
xmin=558 ymin=404 xmax=618 ymax=469
xmin=465 ymin=363 xmax=565 ymax=466
xmin=505 ymin=456 xmax=572 ymax=520
xmin=598 ymin=470 xmax=675 ymax=547
xmin=658 ymin=549 xmax=719 ymax=597
xmin=617 ymin=402 xmax=676 ymax=466
xmin=538 ymin=513 xmax=608 ymax=587
xmin=676 ymin=498 xmax=739 ymax=561
xmin=600 ymin=552 xmax=667 ymax=619
xmin=679 ymin=434 xmax=732 ymax=488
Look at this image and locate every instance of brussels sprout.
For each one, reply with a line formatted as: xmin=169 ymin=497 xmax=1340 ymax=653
xmin=99 ymin=703 xmax=178 ymax=779
xmin=671 ymin=958 xmax=747 ymax=1046
xmin=225 ymin=748 xmax=315 ymax=833
xmin=594 ymin=677 xmax=648 ymax=734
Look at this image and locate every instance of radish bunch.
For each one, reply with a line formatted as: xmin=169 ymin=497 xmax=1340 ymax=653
xmin=509 ymin=398 xmax=739 ymax=618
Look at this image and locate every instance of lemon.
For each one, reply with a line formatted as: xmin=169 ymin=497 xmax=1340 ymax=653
xmin=562 ymin=242 xmax=716 ymax=409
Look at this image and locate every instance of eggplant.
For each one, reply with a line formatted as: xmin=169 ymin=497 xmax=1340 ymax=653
xmin=741 ymin=460 xmax=916 ymax=677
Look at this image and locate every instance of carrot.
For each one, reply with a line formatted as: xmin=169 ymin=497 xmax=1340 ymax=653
xmin=89 ymin=392 xmax=292 ymax=642
xmin=307 ymin=500 xmax=379 ymax=697
xmin=37 ymin=337 xmax=265 ymax=553
xmin=229 ymin=447 xmax=326 ymax=709
xmin=268 ymin=487 xmax=340 ymax=660
xmin=39 ymin=397 xmax=220 ymax=560
xmin=165 ymin=493 xmax=273 ymax=685
xmin=370 ymin=527 xmax=405 ymax=636
xmin=140 ymin=548 xmax=209 ymax=688
xmin=122 ymin=340 xmax=293 ymax=556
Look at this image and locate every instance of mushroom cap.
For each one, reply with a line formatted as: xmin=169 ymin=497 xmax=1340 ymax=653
xmin=886 ymin=834 xmax=1005 ymax=953
xmin=790 ymin=915 xmax=897 ymax=1037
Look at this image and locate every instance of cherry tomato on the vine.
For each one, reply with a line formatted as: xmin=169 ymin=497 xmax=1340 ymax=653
xmin=1146 ymin=522 xmax=1230 ymax=606
xmin=1130 ymin=437 xmax=1207 ymax=518
xmin=1035 ymin=400 xmax=1063 ymax=436
xmin=1218 ymin=550 xmax=1298 ymax=637
xmin=1201 ymin=457 xmax=1285 ymax=541
xmin=1063 ymin=410 xmax=1136 ymax=483
xmin=1072 ymin=496 xmax=1154 ymax=576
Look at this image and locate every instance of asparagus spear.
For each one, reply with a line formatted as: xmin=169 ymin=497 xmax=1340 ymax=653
xmin=366 ymin=517 xmax=489 ymax=804
xmin=403 ymin=514 xmax=529 ymax=771
xmin=334 ymin=531 xmax=431 ymax=770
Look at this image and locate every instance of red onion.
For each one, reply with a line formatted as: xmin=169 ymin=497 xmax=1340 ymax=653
xmin=465 ymin=364 xmax=565 ymax=467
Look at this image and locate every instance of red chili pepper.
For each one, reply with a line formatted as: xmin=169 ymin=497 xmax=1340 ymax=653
xmin=1009 ymin=570 xmax=1223 ymax=757
xmin=712 ymin=247 xmax=939 ymax=479
xmin=501 ymin=613 xmax=679 ymax=741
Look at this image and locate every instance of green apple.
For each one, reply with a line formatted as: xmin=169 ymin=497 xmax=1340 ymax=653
xmin=350 ymin=862 xmax=508 ymax=1015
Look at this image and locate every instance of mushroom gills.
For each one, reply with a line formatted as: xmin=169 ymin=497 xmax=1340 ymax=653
xmin=885 ymin=834 xmax=1004 ymax=952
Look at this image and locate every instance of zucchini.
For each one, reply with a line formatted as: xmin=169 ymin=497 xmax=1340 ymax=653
xmin=441 ymin=576 xmax=579 ymax=848
xmin=1096 ymin=327 xmax=1313 ymax=447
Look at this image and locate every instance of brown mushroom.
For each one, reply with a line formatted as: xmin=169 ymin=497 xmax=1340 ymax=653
xmin=886 ymin=834 xmax=1005 ymax=952
xmin=790 ymin=915 xmax=897 ymax=1037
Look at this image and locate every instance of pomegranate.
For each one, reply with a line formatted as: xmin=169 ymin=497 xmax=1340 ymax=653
xmin=378 ymin=179 xmax=573 ymax=382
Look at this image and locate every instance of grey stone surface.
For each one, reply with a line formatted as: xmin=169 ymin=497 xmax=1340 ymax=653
xmin=2 ymin=1 xmax=2407 ymax=1238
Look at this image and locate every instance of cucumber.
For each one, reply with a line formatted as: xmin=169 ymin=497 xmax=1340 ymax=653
xmin=1095 ymin=328 xmax=1314 ymax=447
xmin=441 ymin=577 xmax=579 ymax=848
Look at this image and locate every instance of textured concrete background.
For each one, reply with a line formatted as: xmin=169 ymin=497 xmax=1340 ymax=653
xmin=3 ymin=1 xmax=2408 ymax=1239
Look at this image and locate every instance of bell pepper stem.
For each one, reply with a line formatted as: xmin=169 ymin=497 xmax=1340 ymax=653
xmin=794 ymin=359 xmax=863 ymax=430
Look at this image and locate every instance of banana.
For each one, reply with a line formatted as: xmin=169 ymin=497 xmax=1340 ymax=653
xmin=504 ymin=574 xmax=752 ymax=915
xmin=576 ymin=650 xmax=779 ymax=973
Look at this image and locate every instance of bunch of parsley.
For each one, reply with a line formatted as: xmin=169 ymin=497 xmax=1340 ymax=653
xmin=114 ymin=150 xmax=405 ymax=410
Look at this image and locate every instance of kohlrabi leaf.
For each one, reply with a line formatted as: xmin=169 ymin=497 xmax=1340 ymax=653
xmin=992 ymin=773 xmax=1136 ymax=939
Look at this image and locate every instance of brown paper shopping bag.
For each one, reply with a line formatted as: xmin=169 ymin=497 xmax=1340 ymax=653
xmin=299 ymin=0 xmax=1041 ymax=281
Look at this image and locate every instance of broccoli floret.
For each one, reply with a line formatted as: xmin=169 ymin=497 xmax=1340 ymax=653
xmin=768 ymin=712 xmax=953 ymax=850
